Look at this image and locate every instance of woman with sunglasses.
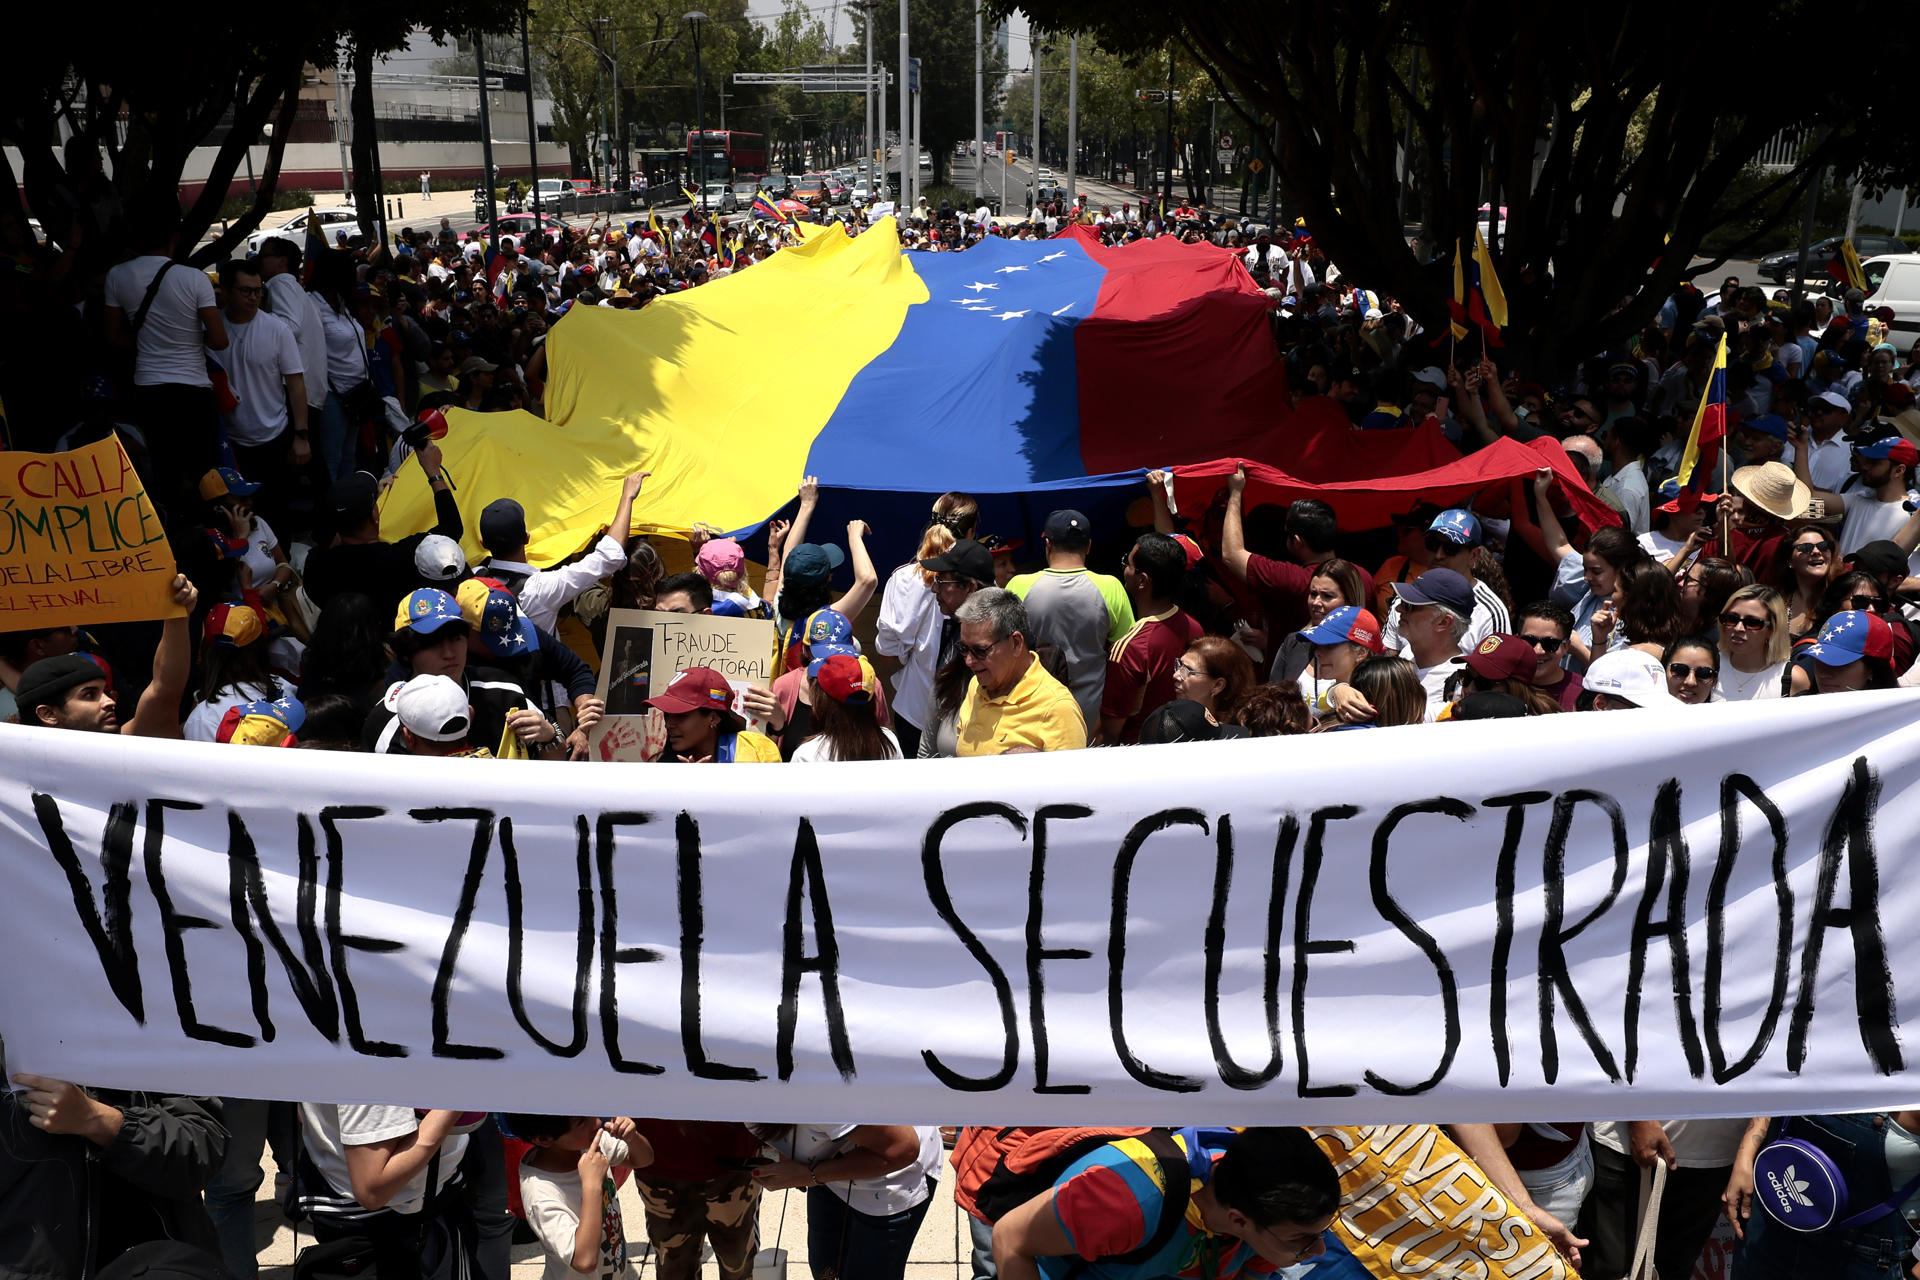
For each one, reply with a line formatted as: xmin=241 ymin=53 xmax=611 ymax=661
xmin=1779 ymin=526 xmax=1841 ymax=641
xmin=1715 ymin=584 xmax=1791 ymax=701
xmin=1662 ymin=635 xmax=1720 ymax=704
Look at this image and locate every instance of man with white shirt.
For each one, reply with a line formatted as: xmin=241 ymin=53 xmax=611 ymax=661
xmin=257 ymin=238 xmax=330 ymax=436
xmin=1380 ymin=510 xmax=1507 ymax=652
xmin=1597 ymin=416 xmax=1658 ymax=535
xmin=211 ymin=260 xmax=307 ymax=533
xmin=104 ymin=194 xmax=228 ymax=510
xmin=1802 ymin=432 xmax=1920 ymax=563
xmin=1792 ymin=390 xmax=1857 ymax=491
xmin=1386 ymin=569 xmax=1470 ymax=717
xmin=472 ymin=472 xmax=649 ymax=633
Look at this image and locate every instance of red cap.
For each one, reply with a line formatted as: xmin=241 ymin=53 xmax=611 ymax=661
xmin=645 ymin=666 xmax=744 ymax=728
xmin=1463 ymin=634 xmax=1539 ymax=682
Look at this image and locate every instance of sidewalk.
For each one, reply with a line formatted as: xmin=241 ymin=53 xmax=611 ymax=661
xmin=244 ymin=1149 xmax=979 ymax=1280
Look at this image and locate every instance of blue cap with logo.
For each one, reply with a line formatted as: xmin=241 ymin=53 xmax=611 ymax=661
xmin=394 ymin=588 xmax=467 ymax=635
xmin=1427 ymin=509 xmax=1482 ymax=547
xmin=477 ymin=588 xmax=538 ymax=658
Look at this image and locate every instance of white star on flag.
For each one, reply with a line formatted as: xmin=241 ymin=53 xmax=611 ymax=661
xmin=965 ymin=282 xmax=998 ymax=292
xmin=995 ymin=309 xmax=1030 ymax=320
xmin=1038 ymin=251 xmax=1067 ymax=263
xmin=1051 ymin=302 xmax=1075 ymax=316
xmin=995 ymin=265 xmax=1029 ymax=274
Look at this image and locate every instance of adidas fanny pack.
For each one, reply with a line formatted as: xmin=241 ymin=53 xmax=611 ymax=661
xmin=1753 ymin=1121 xmax=1920 ymax=1233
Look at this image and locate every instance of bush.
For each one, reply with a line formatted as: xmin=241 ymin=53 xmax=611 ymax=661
xmin=216 ymin=187 xmax=315 ymax=222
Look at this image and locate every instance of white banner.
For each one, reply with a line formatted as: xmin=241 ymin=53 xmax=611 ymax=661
xmin=3 ymin=693 xmax=1919 ymax=1124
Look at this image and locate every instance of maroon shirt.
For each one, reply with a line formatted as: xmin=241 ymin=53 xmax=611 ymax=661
xmin=1101 ymin=608 xmax=1206 ymax=742
xmin=1537 ymin=669 xmax=1584 ymax=711
xmin=1244 ymin=554 xmax=1377 ymax=638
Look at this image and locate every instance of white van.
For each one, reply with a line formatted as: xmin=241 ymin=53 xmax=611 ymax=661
xmin=1862 ymin=255 xmax=1920 ymax=345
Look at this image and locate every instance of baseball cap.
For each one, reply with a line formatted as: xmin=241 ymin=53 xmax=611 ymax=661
xmin=414 ymin=533 xmax=467 ymax=583
xmin=1802 ymin=610 xmax=1894 ymax=666
xmin=1883 ymin=383 xmax=1916 ymax=410
xmin=1043 ymin=509 xmax=1090 ymax=541
xmin=1427 ymin=509 xmax=1483 ymax=547
xmin=1655 ymin=476 xmax=1720 ymax=514
xmin=479 ymin=498 xmax=529 ymax=552
xmin=198 ymin=467 xmax=261 ymax=502
xmin=204 ymin=603 xmax=264 ymax=648
xmin=783 ymin=542 xmax=845 ymax=588
xmin=1391 ymin=567 xmax=1475 ymax=616
xmin=694 ymin=537 xmax=746 ymax=586
xmin=1742 ymin=414 xmax=1790 ymax=441
xmin=1811 ymin=389 xmax=1853 ymax=414
xmin=1455 ymin=690 xmax=1529 ymax=720
xmin=327 ymin=471 xmax=379 ymax=523
xmin=1410 ymin=367 xmax=1446 ymax=389
xmin=808 ymin=652 xmax=877 ymax=704
xmin=1846 ymin=540 xmax=1910 ymax=580
xmin=801 ymin=608 xmax=854 ymax=648
xmin=473 ymin=586 xmax=537 ymax=658
xmin=1169 ymin=533 xmax=1206 ymax=571
xmin=1854 ymin=436 xmax=1920 ymax=465
xmin=1462 ymin=634 xmax=1537 ymax=682
xmin=385 ymin=674 xmax=472 ymax=742
xmin=1584 ymin=649 xmax=1682 ymax=709
xmin=644 ymin=665 xmax=744 ymax=729
xmin=921 ymin=539 xmax=995 ymax=585
xmin=1298 ymin=606 xmax=1384 ymax=652
xmin=216 ymin=696 xmax=306 ymax=747
xmin=15 ymin=654 xmax=109 ymax=718
xmin=394 ymin=588 xmax=467 ymax=635
xmin=462 ymin=357 xmax=499 ymax=381
xmin=1138 ymin=699 xmax=1250 ymax=744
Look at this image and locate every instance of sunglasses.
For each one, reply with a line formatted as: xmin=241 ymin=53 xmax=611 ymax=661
xmin=957 ymin=636 xmax=1006 ymax=662
xmin=932 ymin=577 xmax=968 ymax=589
xmin=1519 ymin=633 xmax=1564 ymax=654
xmin=1425 ymin=535 xmax=1467 ymax=556
xmin=1848 ymin=594 xmax=1886 ymax=612
xmin=1668 ymin=663 xmax=1718 ymax=682
xmin=1792 ymin=540 xmax=1834 ymax=554
xmin=1718 ymin=611 xmax=1773 ymax=631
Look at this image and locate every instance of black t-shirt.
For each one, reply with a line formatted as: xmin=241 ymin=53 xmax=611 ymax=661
xmin=301 ymin=486 xmax=464 ymax=619
xmin=360 ymin=665 xmax=529 ymax=755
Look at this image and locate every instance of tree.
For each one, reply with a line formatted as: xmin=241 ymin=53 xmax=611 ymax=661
xmin=852 ymin=0 xmax=1006 ymax=189
xmin=992 ymin=0 xmax=1920 ymax=375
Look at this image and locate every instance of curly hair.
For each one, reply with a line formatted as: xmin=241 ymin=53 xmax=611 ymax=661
xmin=1232 ymin=682 xmax=1311 ymax=736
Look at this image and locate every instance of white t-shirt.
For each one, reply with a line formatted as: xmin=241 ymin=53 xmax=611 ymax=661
xmin=318 ymin=300 xmax=370 ymax=393
xmin=1638 ymin=528 xmax=1690 ymax=563
xmin=1839 ymin=488 xmax=1917 ymax=566
xmin=300 ymin=1104 xmax=469 ymax=1216
xmin=183 ymin=679 xmax=280 ymax=742
xmin=104 ymin=255 xmax=216 ymax=387
xmin=265 ymin=273 xmax=330 ymax=409
xmin=520 ymin=1131 xmax=634 ymax=1280
xmin=1589 ymin=1119 xmax=1748 ymax=1170
xmin=211 ymin=310 xmax=303 ymax=444
xmin=1717 ymin=660 xmax=1786 ymax=702
xmin=239 ymin=514 xmax=282 ymax=585
xmin=790 ymin=726 xmax=902 ymax=763
xmin=1414 ymin=657 xmax=1462 ymax=722
xmin=760 ymin=1125 xmax=942 ymax=1216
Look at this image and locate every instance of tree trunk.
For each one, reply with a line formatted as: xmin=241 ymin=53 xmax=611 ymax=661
xmin=349 ymin=41 xmax=382 ymax=243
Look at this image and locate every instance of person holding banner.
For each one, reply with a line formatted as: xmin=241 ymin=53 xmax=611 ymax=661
xmin=748 ymin=1124 xmax=943 ymax=1280
xmin=15 ymin=574 xmax=197 ymax=737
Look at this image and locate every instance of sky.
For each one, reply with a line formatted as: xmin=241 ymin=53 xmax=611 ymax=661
xmin=741 ymin=0 xmax=1032 ymax=68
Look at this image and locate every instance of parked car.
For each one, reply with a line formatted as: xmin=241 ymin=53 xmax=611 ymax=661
xmin=1759 ymin=234 xmax=1911 ymax=285
xmin=758 ymin=173 xmax=793 ymax=199
xmin=731 ymin=179 xmax=761 ymax=205
xmin=794 ymin=173 xmax=830 ymax=204
xmin=245 ymin=206 xmax=361 ymax=255
xmin=1862 ymin=255 xmax=1920 ymax=346
xmin=486 ymin=212 xmax=568 ymax=245
xmin=699 ymin=182 xmax=739 ymax=213
xmin=919 ymin=151 xmax=933 ymax=171
xmin=1037 ymin=167 xmax=1054 ymax=183
xmin=825 ymin=181 xmax=851 ymax=205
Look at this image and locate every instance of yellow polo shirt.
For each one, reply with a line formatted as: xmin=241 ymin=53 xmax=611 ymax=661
xmin=955 ymin=655 xmax=1088 ymax=756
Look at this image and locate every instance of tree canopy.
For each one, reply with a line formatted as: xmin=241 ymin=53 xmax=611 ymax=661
xmin=993 ymin=0 xmax=1920 ymax=373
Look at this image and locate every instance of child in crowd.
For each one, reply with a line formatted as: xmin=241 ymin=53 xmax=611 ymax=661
xmin=505 ymin=1114 xmax=655 ymax=1280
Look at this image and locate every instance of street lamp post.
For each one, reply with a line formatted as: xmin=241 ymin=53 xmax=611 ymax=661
xmin=686 ymin=11 xmax=708 ymax=212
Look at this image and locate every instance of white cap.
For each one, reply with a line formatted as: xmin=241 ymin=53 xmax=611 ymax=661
xmin=1584 ymin=650 xmax=1683 ymax=709
xmin=1364 ymin=306 xmax=1385 ymax=320
xmin=1812 ymin=389 xmax=1852 ymax=413
xmin=1410 ymin=367 xmax=1447 ymax=389
xmin=414 ymin=533 xmax=467 ymax=583
xmin=385 ymin=675 xmax=472 ymax=742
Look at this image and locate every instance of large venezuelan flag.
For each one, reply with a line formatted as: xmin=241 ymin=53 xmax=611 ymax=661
xmin=383 ymin=218 xmax=1290 ymax=563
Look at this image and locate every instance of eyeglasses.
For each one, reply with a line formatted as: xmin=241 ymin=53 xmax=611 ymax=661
xmin=1668 ymin=663 xmax=1718 ymax=682
xmin=1174 ymin=660 xmax=1209 ymax=680
xmin=232 ymin=285 xmax=264 ymax=297
xmin=1519 ymin=633 xmax=1564 ymax=654
xmin=1718 ymin=611 xmax=1773 ymax=631
xmin=1848 ymin=594 xmax=1886 ymax=612
xmin=1793 ymin=540 xmax=1834 ymax=554
xmin=957 ymin=636 xmax=1006 ymax=662
xmin=932 ymin=577 xmax=967 ymax=589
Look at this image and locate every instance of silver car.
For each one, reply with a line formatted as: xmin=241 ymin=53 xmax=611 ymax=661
xmin=699 ymin=182 xmax=739 ymax=213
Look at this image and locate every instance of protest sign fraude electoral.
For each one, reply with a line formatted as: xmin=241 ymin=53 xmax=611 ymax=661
xmin=592 ymin=607 xmax=775 ymax=759
xmin=1 ymin=692 xmax=1919 ymax=1125
xmin=0 ymin=437 xmax=184 ymax=627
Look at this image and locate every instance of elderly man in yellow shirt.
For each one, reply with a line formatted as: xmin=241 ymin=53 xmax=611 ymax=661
xmin=953 ymin=588 xmax=1088 ymax=754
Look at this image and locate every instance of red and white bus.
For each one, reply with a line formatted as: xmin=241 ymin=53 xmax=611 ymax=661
xmin=686 ymin=131 xmax=768 ymax=183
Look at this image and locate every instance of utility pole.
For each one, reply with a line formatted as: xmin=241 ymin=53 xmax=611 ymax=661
xmin=688 ymin=12 xmax=707 ymax=210
xmin=521 ymin=7 xmax=542 ymax=223
xmin=609 ymin=23 xmax=624 ymax=188
xmin=1161 ymin=44 xmax=1175 ymax=215
xmin=898 ymin=0 xmax=909 ymax=216
xmin=973 ymin=4 xmax=984 ymax=200
xmin=475 ymin=34 xmax=498 ymax=231
xmin=864 ymin=2 xmax=876 ymax=198
xmin=334 ymin=51 xmax=352 ymax=199
xmin=1067 ymin=35 xmax=1078 ymax=204
xmin=1031 ymin=36 xmax=1041 ymax=209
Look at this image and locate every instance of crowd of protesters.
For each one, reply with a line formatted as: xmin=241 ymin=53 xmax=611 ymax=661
xmin=4 ymin=158 xmax=1920 ymax=1280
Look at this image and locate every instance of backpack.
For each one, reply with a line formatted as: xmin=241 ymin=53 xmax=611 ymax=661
xmin=953 ymin=1127 xmax=1215 ymax=1273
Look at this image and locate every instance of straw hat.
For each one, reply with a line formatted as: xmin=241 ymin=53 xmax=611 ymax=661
xmin=1730 ymin=461 xmax=1811 ymax=522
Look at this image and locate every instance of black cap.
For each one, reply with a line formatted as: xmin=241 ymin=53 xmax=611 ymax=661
xmin=1043 ymin=509 xmax=1090 ymax=541
xmin=922 ymin=539 xmax=995 ymax=586
xmin=1848 ymin=540 xmax=1910 ymax=580
xmin=326 ymin=471 xmax=379 ymax=523
xmin=16 ymin=654 xmax=107 ymax=717
xmin=479 ymin=498 xmax=528 ymax=553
